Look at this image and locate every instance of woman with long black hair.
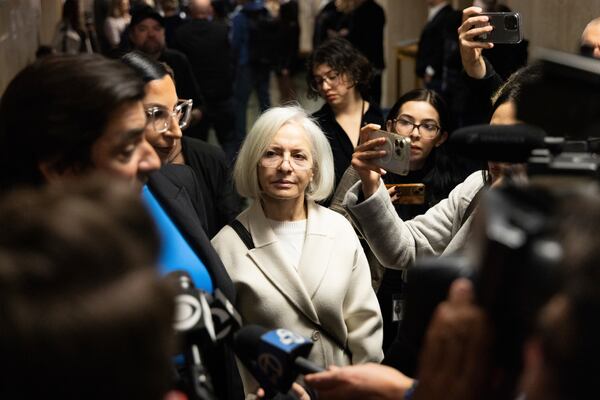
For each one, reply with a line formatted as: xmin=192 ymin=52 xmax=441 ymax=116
xmin=330 ymin=88 xmax=475 ymax=350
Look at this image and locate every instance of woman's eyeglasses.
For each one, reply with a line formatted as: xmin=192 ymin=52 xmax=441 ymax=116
xmin=145 ymin=99 xmax=193 ymax=134
xmin=311 ymin=70 xmax=341 ymax=91
xmin=259 ymin=150 xmax=312 ymax=170
xmin=391 ymin=118 xmax=441 ymax=139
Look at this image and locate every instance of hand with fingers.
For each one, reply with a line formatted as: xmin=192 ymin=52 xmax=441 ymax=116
xmin=305 ymin=363 xmax=414 ymax=400
xmin=351 ymin=123 xmax=388 ymax=199
xmin=458 ymin=6 xmax=494 ymax=79
xmin=388 ymin=185 xmax=400 ymax=204
xmin=413 ymin=279 xmax=493 ymax=400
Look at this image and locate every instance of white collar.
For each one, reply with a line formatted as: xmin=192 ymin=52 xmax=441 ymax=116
xmin=428 ymin=2 xmax=449 ymax=21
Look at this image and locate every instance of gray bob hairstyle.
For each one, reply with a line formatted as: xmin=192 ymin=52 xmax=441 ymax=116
xmin=233 ymin=105 xmax=335 ymax=201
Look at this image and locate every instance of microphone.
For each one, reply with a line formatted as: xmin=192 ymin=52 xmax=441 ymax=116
xmin=233 ymin=325 xmax=325 ymax=396
xmin=168 ymin=271 xmax=218 ymax=400
xmin=448 ymin=124 xmax=547 ymax=162
xmin=142 ymin=186 xmax=242 ymax=342
xmin=208 ymin=288 xmax=242 ymax=341
xmin=169 ymin=271 xmax=216 ymax=342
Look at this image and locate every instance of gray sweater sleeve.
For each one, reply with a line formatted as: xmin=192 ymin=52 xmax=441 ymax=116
xmin=343 ymin=171 xmax=485 ymax=269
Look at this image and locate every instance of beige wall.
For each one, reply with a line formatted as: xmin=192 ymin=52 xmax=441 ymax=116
xmin=381 ymin=0 xmax=600 ymax=107
xmin=506 ymin=0 xmax=600 ymax=53
xmin=0 ymin=0 xmax=62 ymax=95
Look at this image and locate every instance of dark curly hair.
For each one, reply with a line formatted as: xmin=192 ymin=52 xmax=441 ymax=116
xmin=306 ymin=37 xmax=373 ymax=101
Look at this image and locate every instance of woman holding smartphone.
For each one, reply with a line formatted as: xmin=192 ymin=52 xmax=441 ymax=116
xmin=377 ymin=89 xmax=475 ymax=351
xmin=331 ymin=88 xmax=475 ymax=352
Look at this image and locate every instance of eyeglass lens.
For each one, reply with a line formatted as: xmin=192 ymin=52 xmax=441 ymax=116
xmin=148 ymin=100 xmax=192 ymax=133
xmin=312 ymin=71 xmax=339 ymax=90
xmin=260 ymin=152 xmax=312 ymax=170
xmin=395 ymin=119 xmax=439 ymax=138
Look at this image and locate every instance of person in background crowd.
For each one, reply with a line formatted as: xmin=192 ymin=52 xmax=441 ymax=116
xmin=0 ymin=176 xmax=177 ymax=400
xmin=211 ymin=105 xmax=383 ymax=396
xmin=231 ymin=0 xmax=276 ymax=151
xmin=313 ymin=0 xmax=343 ymax=49
xmin=105 ymin=0 xmax=131 ymax=49
xmin=307 ymin=37 xmax=384 ymax=203
xmin=159 ymin=0 xmax=187 ymax=48
xmin=581 ymin=17 xmax=600 ymax=59
xmin=126 ymin=5 xmax=206 ymax=141
xmin=53 ymin=0 xmax=99 ymax=54
xmin=416 ymin=0 xmax=460 ymax=93
xmin=173 ymin=0 xmax=238 ymax=163
xmin=338 ymin=0 xmax=386 ymax=107
xmin=275 ymin=0 xmax=300 ymax=104
xmin=94 ymin=0 xmax=113 ymax=53
xmin=121 ymin=51 xmax=242 ymax=237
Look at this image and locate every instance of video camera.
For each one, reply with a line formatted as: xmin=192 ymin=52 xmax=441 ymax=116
xmin=390 ymin=49 xmax=600 ymax=393
xmin=451 ymin=48 xmax=600 ymax=182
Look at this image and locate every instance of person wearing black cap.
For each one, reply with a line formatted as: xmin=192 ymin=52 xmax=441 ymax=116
xmin=127 ymin=5 xmax=205 ymax=137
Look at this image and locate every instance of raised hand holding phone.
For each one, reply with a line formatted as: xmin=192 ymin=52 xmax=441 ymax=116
xmin=352 ymin=123 xmax=388 ymax=199
xmin=474 ymin=12 xmax=523 ymax=44
xmin=458 ymin=6 xmax=494 ymax=79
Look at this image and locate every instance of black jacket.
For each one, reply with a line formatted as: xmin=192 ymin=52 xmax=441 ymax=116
xmin=312 ymin=102 xmax=384 ymax=193
xmin=147 ymin=164 xmax=243 ymax=400
xmin=346 ymin=0 xmax=386 ymax=70
xmin=173 ymin=19 xmax=233 ymax=101
xmin=416 ymin=4 xmax=460 ymax=80
xmin=181 ymin=136 xmax=243 ymax=238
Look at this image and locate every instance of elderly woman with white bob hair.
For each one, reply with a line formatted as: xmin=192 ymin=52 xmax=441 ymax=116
xmin=211 ymin=105 xmax=383 ymax=394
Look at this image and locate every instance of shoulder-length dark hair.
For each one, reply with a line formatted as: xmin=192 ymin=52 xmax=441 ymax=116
xmin=306 ymin=37 xmax=372 ymax=101
xmin=385 ymin=89 xmax=474 ymax=205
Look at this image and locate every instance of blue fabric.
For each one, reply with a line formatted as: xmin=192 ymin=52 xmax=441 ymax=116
xmin=142 ymin=185 xmax=213 ymax=293
xmin=231 ymin=0 xmax=265 ymax=66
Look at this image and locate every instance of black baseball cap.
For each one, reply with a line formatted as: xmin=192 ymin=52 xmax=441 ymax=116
xmin=129 ymin=5 xmax=165 ymax=29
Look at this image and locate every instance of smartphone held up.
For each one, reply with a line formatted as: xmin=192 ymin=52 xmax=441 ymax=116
xmin=474 ymin=12 xmax=523 ymax=44
xmin=367 ymin=129 xmax=411 ymax=176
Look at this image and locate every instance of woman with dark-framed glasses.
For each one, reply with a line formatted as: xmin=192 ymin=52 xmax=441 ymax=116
xmin=329 ymin=89 xmax=475 ymax=353
xmin=307 ymin=37 xmax=384 ymax=204
xmin=121 ymin=51 xmax=242 ymax=237
xmin=211 ymin=105 xmax=383 ymax=396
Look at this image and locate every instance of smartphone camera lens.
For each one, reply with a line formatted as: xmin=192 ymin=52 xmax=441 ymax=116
xmin=504 ymin=15 xmax=518 ymax=30
xmin=395 ymin=139 xmax=404 ymax=156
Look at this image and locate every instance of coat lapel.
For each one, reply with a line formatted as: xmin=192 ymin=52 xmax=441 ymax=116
xmin=297 ymin=202 xmax=334 ymax=299
xmin=243 ymin=201 xmax=320 ymax=324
